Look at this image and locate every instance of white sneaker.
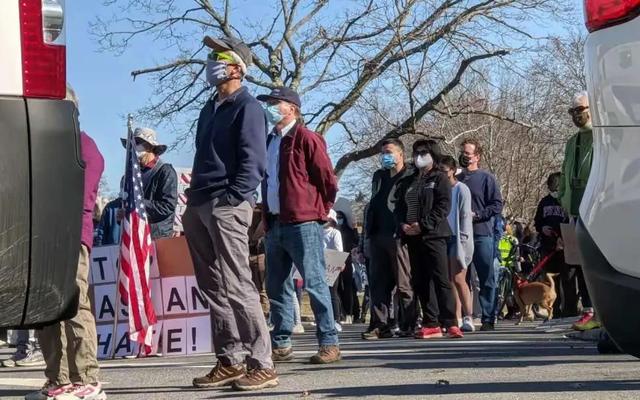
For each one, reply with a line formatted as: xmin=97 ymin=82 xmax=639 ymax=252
xmin=335 ymin=322 xmax=343 ymax=332
xmin=2 ymin=352 xmax=24 ymax=368
xmin=342 ymin=315 xmax=353 ymax=325
xmin=25 ymin=381 xmax=72 ymax=400
xmin=16 ymin=350 xmax=45 ymax=367
xmin=292 ymin=324 xmax=305 ymax=334
xmin=461 ymin=316 xmax=475 ymax=333
xmin=55 ymin=383 xmax=106 ymax=400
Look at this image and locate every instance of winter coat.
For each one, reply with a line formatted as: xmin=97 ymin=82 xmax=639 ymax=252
xmin=142 ymin=161 xmax=178 ymax=240
xmin=394 ymin=166 xmax=452 ymax=240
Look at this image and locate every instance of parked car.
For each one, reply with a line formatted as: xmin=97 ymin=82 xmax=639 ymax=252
xmin=579 ymin=0 xmax=640 ymax=357
xmin=0 ymin=0 xmax=84 ymax=328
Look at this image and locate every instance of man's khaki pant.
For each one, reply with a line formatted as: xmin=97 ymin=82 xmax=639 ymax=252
xmin=183 ymin=199 xmax=273 ymax=369
xmin=39 ymin=245 xmax=99 ymax=385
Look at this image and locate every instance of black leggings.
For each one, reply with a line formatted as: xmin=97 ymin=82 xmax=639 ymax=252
xmin=338 ymin=262 xmax=356 ymax=316
xmin=330 ymin=284 xmax=342 ymax=322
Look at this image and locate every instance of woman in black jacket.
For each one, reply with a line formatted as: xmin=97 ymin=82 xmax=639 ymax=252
xmin=395 ymin=140 xmax=462 ymax=339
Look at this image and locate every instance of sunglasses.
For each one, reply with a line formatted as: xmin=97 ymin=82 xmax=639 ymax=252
xmin=208 ymin=51 xmax=235 ymax=63
xmin=568 ymin=106 xmax=589 ymax=115
xmin=414 ymin=149 xmax=430 ymax=156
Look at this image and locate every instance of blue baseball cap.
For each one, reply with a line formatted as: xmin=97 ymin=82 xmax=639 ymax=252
xmin=257 ymin=87 xmax=301 ymax=108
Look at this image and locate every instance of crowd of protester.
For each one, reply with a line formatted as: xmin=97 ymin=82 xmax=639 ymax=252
xmin=2 ymin=34 xmax=603 ymax=398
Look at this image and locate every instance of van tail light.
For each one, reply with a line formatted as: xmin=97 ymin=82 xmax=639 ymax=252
xmin=19 ymin=0 xmax=66 ymax=99
xmin=585 ymin=0 xmax=640 ymax=32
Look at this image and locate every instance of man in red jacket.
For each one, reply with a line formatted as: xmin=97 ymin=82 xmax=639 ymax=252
xmin=258 ymin=87 xmax=341 ymax=364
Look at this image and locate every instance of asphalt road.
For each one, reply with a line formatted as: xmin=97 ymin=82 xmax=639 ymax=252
xmin=1 ymin=320 xmax=638 ymax=400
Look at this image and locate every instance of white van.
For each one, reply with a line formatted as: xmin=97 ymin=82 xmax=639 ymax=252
xmin=580 ymin=0 xmax=640 ymax=356
xmin=0 ymin=0 xmax=84 ymax=327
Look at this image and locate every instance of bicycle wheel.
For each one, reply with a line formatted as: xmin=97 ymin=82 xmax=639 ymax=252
xmin=495 ymin=267 xmax=512 ymax=319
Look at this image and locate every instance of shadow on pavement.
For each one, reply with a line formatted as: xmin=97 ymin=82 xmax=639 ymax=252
xmin=202 ymin=379 xmax=640 ymax=398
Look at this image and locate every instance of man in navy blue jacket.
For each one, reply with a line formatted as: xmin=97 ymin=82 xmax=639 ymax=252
xmin=183 ymin=35 xmax=277 ymax=391
xmin=457 ymin=138 xmax=503 ymax=331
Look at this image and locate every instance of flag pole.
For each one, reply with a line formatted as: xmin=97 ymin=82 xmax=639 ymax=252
xmin=111 ymin=114 xmax=134 ymax=359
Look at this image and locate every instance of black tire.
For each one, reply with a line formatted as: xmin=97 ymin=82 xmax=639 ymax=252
xmin=495 ymin=268 xmax=512 ymax=319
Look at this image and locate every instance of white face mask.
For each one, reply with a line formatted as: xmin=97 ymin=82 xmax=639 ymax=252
xmin=415 ymin=153 xmax=433 ymax=169
xmin=135 ymin=144 xmax=148 ymax=157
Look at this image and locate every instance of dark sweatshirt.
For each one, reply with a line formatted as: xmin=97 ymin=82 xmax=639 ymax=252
xmin=187 ymin=87 xmax=267 ymax=207
xmin=534 ymin=194 xmax=568 ymax=250
xmin=457 ymin=168 xmax=503 ymax=237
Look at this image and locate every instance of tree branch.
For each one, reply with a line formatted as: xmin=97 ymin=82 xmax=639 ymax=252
xmin=333 ymin=50 xmax=509 ymax=176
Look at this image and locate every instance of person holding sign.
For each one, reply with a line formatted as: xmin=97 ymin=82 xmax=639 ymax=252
xmin=394 ymin=140 xmax=463 ymax=340
xmin=324 ymin=209 xmax=344 ymax=332
xmin=258 ymin=87 xmax=341 ymax=365
xmin=183 ymin=36 xmax=277 ymax=391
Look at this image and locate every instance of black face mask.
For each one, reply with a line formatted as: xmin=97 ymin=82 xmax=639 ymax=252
xmin=459 ymin=154 xmax=471 ymax=168
xmin=572 ymin=113 xmax=589 ymax=128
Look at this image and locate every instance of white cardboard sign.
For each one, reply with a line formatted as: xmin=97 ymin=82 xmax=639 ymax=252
xmin=90 ymin=246 xmax=118 ymax=284
xmin=162 ymin=318 xmax=187 ymax=356
xmin=161 ymin=276 xmax=188 ymax=316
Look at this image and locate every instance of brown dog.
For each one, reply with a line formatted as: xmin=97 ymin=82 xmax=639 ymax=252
xmin=514 ymin=273 xmax=557 ymax=325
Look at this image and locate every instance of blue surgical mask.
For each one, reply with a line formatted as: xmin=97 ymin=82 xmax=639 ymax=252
xmin=265 ymin=105 xmax=284 ymax=125
xmin=381 ymin=153 xmax=396 ymax=170
xmin=206 ymin=59 xmax=230 ymax=87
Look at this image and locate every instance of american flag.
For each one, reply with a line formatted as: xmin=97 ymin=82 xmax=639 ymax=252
xmin=118 ymin=124 xmax=157 ymax=354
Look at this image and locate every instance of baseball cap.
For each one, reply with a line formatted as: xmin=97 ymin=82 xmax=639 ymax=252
xmin=203 ymin=36 xmax=253 ymax=67
xmin=257 ymin=87 xmax=302 ymax=108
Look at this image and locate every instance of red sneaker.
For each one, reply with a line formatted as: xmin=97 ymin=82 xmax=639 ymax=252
xmin=572 ymin=311 xmax=594 ymax=331
xmin=415 ymin=327 xmax=443 ymax=339
xmin=447 ymin=326 xmax=464 ymax=339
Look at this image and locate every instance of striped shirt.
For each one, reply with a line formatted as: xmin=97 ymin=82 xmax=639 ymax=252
xmin=405 ymin=178 xmax=421 ymax=224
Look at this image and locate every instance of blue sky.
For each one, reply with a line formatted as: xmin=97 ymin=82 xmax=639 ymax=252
xmin=68 ymin=0 xmax=586 ymax=194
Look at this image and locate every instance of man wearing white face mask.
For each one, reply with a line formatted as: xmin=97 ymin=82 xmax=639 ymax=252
xmin=184 ymin=36 xmax=278 ymax=391
xmin=395 ymin=140 xmax=462 ymax=339
xmin=119 ymin=127 xmax=178 ymax=240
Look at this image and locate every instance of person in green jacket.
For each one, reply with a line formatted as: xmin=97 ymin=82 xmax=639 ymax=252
xmin=559 ymin=91 xmax=599 ymax=332
xmin=559 ymin=91 xmax=593 ymax=217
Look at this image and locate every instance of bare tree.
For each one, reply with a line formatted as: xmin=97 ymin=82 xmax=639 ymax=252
xmin=338 ymin=31 xmax=587 ymax=218
xmin=92 ymin=0 xmax=572 ymax=174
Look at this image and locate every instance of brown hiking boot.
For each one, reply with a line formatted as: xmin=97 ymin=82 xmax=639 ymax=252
xmin=232 ymin=367 xmax=279 ymax=391
xmin=310 ymin=345 xmax=341 ymax=364
xmin=193 ymin=362 xmax=245 ymax=388
xmin=272 ymin=347 xmax=294 ymax=362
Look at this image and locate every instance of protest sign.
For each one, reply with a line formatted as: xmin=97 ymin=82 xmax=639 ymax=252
xmin=292 ymin=249 xmax=349 ymax=286
xmin=91 ymin=237 xmax=212 ymax=359
xmin=561 ymin=222 xmax=584 ymax=266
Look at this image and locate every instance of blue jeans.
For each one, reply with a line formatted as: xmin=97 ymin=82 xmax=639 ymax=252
xmin=16 ymin=330 xmax=38 ymax=354
xmin=265 ymin=220 xmax=339 ymax=349
xmin=473 ymin=235 xmax=497 ymax=324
